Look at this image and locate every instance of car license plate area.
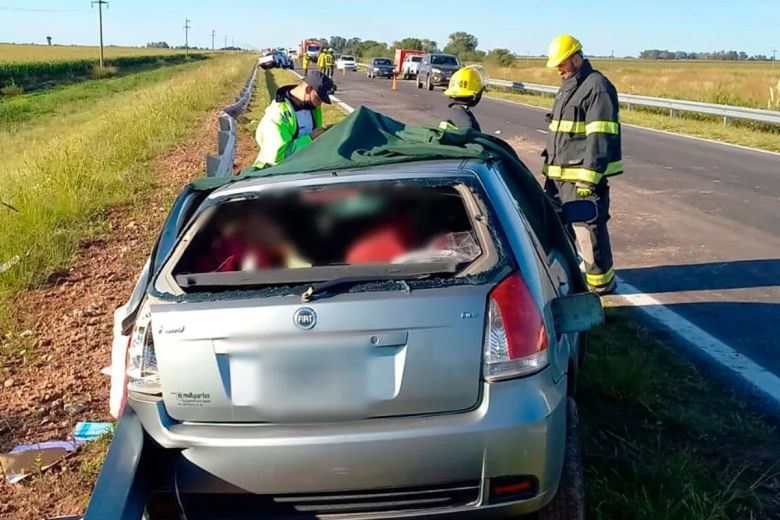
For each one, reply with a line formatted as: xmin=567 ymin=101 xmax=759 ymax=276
xmin=227 ymin=344 xmax=401 ymax=420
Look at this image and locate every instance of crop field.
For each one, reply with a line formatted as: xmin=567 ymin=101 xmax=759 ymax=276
xmin=483 ymin=58 xmax=780 ymax=109
xmin=1 ymin=44 xmax=212 ymax=92
xmin=0 ymin=43 xmax=196 ymax=63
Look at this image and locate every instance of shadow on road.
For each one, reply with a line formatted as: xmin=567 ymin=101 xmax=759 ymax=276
xmin=618 ymin=258 xmax=780 ymax=293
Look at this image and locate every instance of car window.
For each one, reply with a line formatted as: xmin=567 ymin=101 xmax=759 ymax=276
xmin=341 ymin=55 xmax=354 ymax=61
xmin=374 ymin=59 xmax=392 ymax=66
xmin=168 ymin=182 xmax=494 ymax=293
xmin=411 ymin=56 xmax=423 ymax=62
xmin=431 ymin=55 xmax=459 ymax=65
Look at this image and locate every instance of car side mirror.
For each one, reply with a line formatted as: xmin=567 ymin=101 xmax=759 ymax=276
xmin=551 ymin=292 xmax=604 ymax=333
xmin=560 ymin=200 xmax=597 ymax=224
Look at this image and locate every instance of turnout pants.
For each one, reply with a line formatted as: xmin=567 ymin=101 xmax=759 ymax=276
xmin=545 ymin=178 xmax=615 ymax=289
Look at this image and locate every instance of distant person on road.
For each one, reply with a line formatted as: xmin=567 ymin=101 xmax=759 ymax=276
xmin=542 ymin=35 xmax=622 ymax=295
xmin=317 ymin=49 xmax=327 ymax=73
xmin=254 ymin=70 xmax=334 ymax=168
xmin=439 ymin=66 xmax=484 ymax=131
xmin=324 ymin=48 xmax=336 ymax=78
xmin=302 ymin=52 xmax=311 ymax=74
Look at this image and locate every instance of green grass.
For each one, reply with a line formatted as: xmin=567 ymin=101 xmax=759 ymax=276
xmin=486 ymin=90 xmax=780 ymax=153
xmin=0 ymin=54 xmax=256 ymax=329
xmin=0 ymin=60 xmax=208 ymax=127
xmin=581 ymin=307 xmax=780 ymax=519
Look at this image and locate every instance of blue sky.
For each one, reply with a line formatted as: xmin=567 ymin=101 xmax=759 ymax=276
xmin=1 ymin=0 xmax=778 ymax=56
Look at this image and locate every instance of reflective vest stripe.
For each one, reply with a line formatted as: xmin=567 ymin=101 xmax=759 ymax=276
xmin=548 ymin=120 xmax=586 ymax=133
xmin=543 ymin=160 xmax=623 ymax=183
xmin=585 ymin=120 xmax=619 ymax=135
xmin=548 ymin=119 xmax=619 ymax=135
xmin=586 ymin=268 xmax=615 ymax=287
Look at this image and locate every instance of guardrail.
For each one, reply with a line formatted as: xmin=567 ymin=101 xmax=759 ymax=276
xmin=488 ymin=79 xmax=780 ymax=126
xmin=205 ymin=62 xmax=258 ymax=178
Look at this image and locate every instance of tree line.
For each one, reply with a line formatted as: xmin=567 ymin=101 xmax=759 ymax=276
xmin=639 ymin=49 xmax=775 ymax=61
xmin=306 ymin=32 xmax=516 ymax=67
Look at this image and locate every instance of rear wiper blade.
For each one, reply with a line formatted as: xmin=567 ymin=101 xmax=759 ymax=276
xmin=301 ymin=261 xmax=459 ymax=303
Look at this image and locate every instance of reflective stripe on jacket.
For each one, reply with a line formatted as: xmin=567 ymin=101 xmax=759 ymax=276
xmin=542 ymin=59 xmax=622 ymax=185
xmin=324 ymin=53 xmax=334 ymax=67
xmin=254 ymin=86 xmax=323 ymax=167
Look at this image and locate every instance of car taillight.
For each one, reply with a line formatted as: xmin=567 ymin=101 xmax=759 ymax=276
xmin=126 ymin=318 xmax=161 ymax=395
xmin=483 ymin=273 xmax=549 ymax=381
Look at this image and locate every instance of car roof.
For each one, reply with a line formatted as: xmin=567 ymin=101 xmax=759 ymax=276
xmin=208 ymin=159 xmax=485 ymax=201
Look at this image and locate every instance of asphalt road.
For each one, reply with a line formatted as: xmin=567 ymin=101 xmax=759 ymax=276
xmin=326 ymin=69 xmax=780 ymax=387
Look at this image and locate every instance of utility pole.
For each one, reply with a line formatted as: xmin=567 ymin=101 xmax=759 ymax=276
xmin=183 ymin=18 xmax=191 ymax=56
xmin=224 ymin=35 xmax=228 ymax=50
xmin=211 ymin=29 xmax=215 ymax=51
xmin=773 ymin=50 xmax=778 ymax=69
xmin=91 ymin=0 xmax=109 ymax=68
xmin=610 ymin=49 xmax=615 ymax=70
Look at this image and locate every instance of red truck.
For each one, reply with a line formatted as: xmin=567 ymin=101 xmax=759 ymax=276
xmin=394 ymin=49 xmax=425 ymax=79
xmin=299 ymin=39 xmax=322 ymax=61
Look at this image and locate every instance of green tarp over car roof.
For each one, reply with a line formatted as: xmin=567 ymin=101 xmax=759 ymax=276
xmin=189 ymin=106 xmax=586 ymax=292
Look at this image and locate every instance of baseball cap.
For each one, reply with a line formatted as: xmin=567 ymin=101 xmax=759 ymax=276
xmin=303 ymin=70 xmax=335 ymax=104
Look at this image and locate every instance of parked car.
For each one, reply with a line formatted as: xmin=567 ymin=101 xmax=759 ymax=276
xmin=98 ymin=122 xmax=602 ymax=518
xmin=417 ymin=53 xmax=461 ymax=90
xmin=367 ymin=57 xmax=395 ymax=78
xmin=336 ymin=54 xmax=357 ymax=71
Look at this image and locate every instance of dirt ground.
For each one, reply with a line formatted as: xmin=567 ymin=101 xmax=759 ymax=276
xmin=0 ymin=108 xmax=224 ymax=520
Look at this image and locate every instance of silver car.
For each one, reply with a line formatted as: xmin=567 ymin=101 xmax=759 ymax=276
xmin=92 ymin=159 xmax=602 ymax=519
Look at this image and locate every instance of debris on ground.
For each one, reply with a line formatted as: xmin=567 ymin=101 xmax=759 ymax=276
xmin=72 ymin=423 xmax=113 ymax=444
xmin=1 ymin=442 xmax=77 ymax=484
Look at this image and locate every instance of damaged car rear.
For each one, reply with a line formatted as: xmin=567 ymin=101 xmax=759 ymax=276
xmin=89 ymin=108 xmax=602 ymax=520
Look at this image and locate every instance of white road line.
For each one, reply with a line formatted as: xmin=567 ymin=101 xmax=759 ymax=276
xmin=485 ymin=94 xmax=780 ymax=157
xmin=330 ymin=95 xmax=355 ymax=114
xmin=535 ymin=129 xmax=548 ymax=134
xmin=297 ymin=72 xmax=780 ymax=406
xmin=614 ymin=277 xmax=780 ymax=405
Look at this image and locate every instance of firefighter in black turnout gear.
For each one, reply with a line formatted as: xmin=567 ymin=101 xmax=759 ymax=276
xmin=439 ymin=66 xmax=484 ymax=131
xmin=542 ymin=35 xmax=622 ymax=294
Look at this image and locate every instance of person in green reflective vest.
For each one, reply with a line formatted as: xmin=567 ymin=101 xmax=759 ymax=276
xmin=254 ymin=70 xmax=334 ymax=167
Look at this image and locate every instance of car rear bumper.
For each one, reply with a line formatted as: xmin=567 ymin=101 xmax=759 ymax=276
xmin=129 ymin=368 xmax=567 ymax=517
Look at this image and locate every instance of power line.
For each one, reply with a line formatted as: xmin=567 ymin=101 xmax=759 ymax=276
xmin=183 ymin=18 xmax=191 ymax=56
xmin=90 ymin=0 xmax=108 ymax=68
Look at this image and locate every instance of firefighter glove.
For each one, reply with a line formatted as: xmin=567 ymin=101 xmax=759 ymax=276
xmin=575 ymin=182 xmax=594 ymax=198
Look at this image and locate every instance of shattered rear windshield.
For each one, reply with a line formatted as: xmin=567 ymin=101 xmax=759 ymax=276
xmin=168 ymin=182 xmax=498 ymax=294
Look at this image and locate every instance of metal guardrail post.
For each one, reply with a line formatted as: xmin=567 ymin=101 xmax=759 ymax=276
xmin=206 ymin=62 xmax=259 ymax=178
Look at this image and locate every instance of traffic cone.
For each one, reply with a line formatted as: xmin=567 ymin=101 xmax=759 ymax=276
xmin=391 ymin=74 xmax=397 ymax=91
